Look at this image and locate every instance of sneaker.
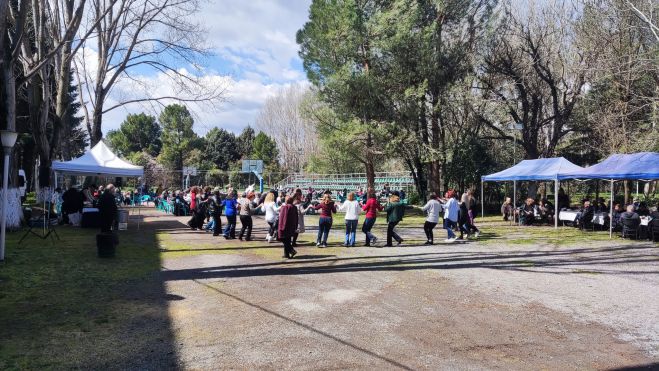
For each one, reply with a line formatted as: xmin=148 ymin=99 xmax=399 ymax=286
xmin=265 ymin=234 xmax=271 ymax=242
xmin=371 ymin=237 xmax=378 ymax=244
xmin=449 ymin=237 xmax=457 ymax=243
xmin=321 ymin=244 xmax=328 ymax=248
xmin=290 ymin=249 xmax=297 ymax=258
xmin=475 ymin=231 xmax=480 ymax=238
xmin=397 ymin=239 xmax=403 ymax=246
xmin=424 ymin=241 xmax=432 ymax=245
xmin=316 ymin=242 xmax=321 ymax=247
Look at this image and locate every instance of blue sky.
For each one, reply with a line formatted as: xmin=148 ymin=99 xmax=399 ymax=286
xmin=102 ymin=0 xmax=312 ymax=135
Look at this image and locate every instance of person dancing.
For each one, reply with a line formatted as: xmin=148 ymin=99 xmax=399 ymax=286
xmin=278 ymin=196 xmax=298 ymax=259
xmin=262 ymin=192 xmax=280 ymax=242
xmin=384 ymin=191 xmax=405 ymax=247
xmin=422 ymin=192 xmax=442 ymax=245
xmin=443 ymin=190 xmax=459 ymax=243
xmin=222 ymin=191 xmax=238 ymax=239
xmin=361 ymin=187 xmax=383 ymax=246
xmin=314 ymin=193 xmax=336 ymax=248
xmin=238 ymin=192 xmax=256 ymax=241
xmin=338 ymin=192 xmax=361 ymax=247
xmin=292 ymin=188 xmax=313 ymax=247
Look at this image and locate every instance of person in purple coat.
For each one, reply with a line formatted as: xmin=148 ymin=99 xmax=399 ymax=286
xmin=278 ymin=196 xmax=299 ymax=259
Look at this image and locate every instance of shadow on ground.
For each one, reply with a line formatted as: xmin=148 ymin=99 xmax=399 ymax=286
xmin=0 ymin=217 xmax=181 ymax=369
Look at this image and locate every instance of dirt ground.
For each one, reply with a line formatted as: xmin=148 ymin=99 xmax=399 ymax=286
xmin=143 ymin=209 xmax=658 ymax=370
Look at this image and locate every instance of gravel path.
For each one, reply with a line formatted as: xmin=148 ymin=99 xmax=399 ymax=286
xmin=146 ymin=211 xmax=659 ymax=369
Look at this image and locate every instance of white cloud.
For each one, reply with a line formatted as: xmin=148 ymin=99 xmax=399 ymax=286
xmin=93 ymin=0 xmax=313 ymax=136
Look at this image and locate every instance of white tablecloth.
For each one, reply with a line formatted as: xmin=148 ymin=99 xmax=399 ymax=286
xmin=559 ymin=210 xmax=579 ymax=222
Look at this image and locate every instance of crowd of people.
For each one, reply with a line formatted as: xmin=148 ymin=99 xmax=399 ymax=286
xmin=500 ymin=189 xmax=659 ymax=236
xmin=154 ymin=183 xmax=482 ymax=259
xmin=53 ymin=179 xmax=657 ymax=258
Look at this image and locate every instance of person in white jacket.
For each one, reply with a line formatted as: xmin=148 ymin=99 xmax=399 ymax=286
xmin=443 ymin=190 xmax=459 ymax=242
xmin=338 ymin=192 xmax=361 ymax=247
xmin=261 ymin=192 xmax=281 ymax=242
xmin=422 ymin=193 xmax=442 ymax=245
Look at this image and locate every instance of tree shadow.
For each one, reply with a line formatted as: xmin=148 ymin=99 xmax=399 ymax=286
xmin=160 ymin=243 xmax=659 ymax=282
xmin=0 ymin=216 xmax=181 ymax=369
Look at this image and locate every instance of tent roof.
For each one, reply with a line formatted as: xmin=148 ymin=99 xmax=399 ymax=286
xmin=482 ymin=157 xmax=584 ymax=182
xmin=52 ymin=141 xmax=143 ymax=177
xmin=560 ymin=152 xmax=659 ymax=180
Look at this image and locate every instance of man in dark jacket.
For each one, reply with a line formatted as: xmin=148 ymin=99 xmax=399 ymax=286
xmin=98 ymin=184 xmax=118 ymax=233
xmin=384 ymin=191 xmax=405 ymax=247
xmin=62 ymin=186 xmax=84 ymax=224
xmin=577 ymin=199 xmax=595 ymax=229
xmin=207 ymin=189 xmax=223 ymax=237
xmin=278 ymin=196 xmax=298 ymax=259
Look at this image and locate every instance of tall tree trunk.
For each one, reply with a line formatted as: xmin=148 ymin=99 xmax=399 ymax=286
xmin=91 ymin=90 xmax=105 ymax=145
xmin=55 ymin=57 xmax=73 ymax=159
xmin=365 ymin=131 xmax=375 ymax=189
xmin=429 ymin=107 xmax=441 ymax=193
xmin=3 ymin=64 xmax=18 ymax=186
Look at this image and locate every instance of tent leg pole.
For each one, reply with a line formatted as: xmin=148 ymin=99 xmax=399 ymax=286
xmin=513 ymin=180 xmax=517 ymax=226
xmin=481 ymin=180 xmax=484 ymax=219
xmin=610 ymin=180 xmax=614 ymax=238
xmin=555 ymin=180 xmax=559 ymax=229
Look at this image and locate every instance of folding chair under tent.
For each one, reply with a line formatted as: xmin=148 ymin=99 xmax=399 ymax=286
xmin=480 ymin=157 xmax=585 ymax=229
xmin=52 ymin=140 xmax=145 ymax=228
xmin=560 ymin=152 xmax=659 ymax=237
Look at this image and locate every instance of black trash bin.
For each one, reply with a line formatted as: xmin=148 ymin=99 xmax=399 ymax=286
xmin=96 ymin=232 xmax=117 ymax=258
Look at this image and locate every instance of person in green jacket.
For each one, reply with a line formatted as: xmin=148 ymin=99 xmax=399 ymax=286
xmin=384 ymin=191 xmax=405 ymax=247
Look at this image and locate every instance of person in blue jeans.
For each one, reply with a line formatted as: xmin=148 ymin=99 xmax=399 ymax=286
xmin=313 ymin=194 xmax=336 ymax=247
xmin=338 ymin=192 xmax=361 ymax=247
xmin=222 ymin=191 xmax=239 ymax=239
xmin=442 ymin=190 xmax=459 ymax=242
xmin=361 ymin=188 xmax=383 ymax=246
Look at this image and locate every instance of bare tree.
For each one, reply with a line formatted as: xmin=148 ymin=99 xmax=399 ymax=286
xmin=255 ymin=83 xmax=317 ymax=172
xmin=477 ymin=1 xmax=595 ymax=159
xmin=74 ymin=0 xmax=228 ymax=145
xmin=626 ymin=0 xmax=659 ymax=43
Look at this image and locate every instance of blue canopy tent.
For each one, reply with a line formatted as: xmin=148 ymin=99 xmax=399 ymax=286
xmin=481 ymin=157 xmax=585 ymax=228
xmin=560 ymin=152 xmax=659 ymax=237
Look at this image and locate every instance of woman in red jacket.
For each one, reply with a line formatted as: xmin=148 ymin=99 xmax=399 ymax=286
xmin=361 ymin=188 xmax=383 ymax=246
xmin=313 ymin=193 xmax=336 ymax=247
xmin=278 ymin=196 xmax=299 ymax=259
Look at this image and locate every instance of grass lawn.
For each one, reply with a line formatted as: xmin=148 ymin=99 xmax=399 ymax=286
xmin=0 ymin=223 xmax=177 ymax=370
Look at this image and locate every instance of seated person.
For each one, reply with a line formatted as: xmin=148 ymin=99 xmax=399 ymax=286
xmin=611 ymin=203 xmax=623 ymax=231
xmin=594 ymin=197 xmax=607 ymax=212
xmin=557 ymin=187 xmax=570 ymax=210
xmin=636 ymin=201 xmax=650 ymax=216
xmin=538 ymin=198 xmax=554 ymax=222
xmin=501 ymin=197 xmax=514 ymax=221
xmin=577 ymin=199 xmax=595 ymax=228
xmin=649 ymin=203 xmax=659 ymax=233
xmin=520 ymin=198 xmax=535 ymax=225
xmin=650 ymin=203 xmax=659 ymax=219
xmin=620 ymin=204 xmax=641 ymax=234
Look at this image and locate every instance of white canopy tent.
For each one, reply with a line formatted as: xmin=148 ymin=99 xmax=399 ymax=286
xmin=52 ymin=141 xmax=143 ymax=181
xmin=52 ymin=141 xmax=144 ymax=229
